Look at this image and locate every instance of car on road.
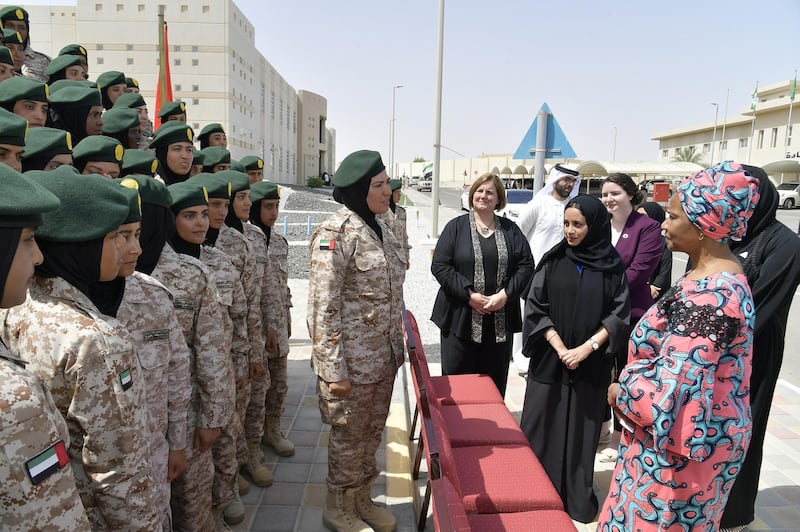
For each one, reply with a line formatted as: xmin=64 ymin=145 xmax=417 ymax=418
xmin=460 ymin=186 xmax=471 ymax=210
xmin=410 ymin=175 xmax=420 ymax=188
xmin=418 ymin=174 xmax=433 ymax=192
xmin=777 ymin=182 xmax=800 ymax=209
xmin=497 ymin=189 xmax=534 ymax=223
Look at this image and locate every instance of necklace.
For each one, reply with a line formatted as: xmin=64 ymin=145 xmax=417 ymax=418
xmin=476 ymin=217 xmax=494 ymax=235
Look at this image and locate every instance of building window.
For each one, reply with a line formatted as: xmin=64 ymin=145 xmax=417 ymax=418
xmin=126 ymin=58 xmax=133 ymax=65
xmin=192 ymin=84 xmax=198 ymax=92
xmin=721 ymin=140 xmax=728 ymax=150
xmin=126 ymin=44 xmax=133 ymax=51
xmin=271 ymin=93 xmax=274 ymax=119
xmin=192 ymin=59 xmax=199 ymax=66
xmin=661 ymin=149 xmax=668 ymax=158
xmin=757 ymin=129 xmax=764 ymax=149
xmin=771 ymin=127 xmax=778 ymax=148
xmin=202 ymin=5 xmax=209 ymax=13
xmin=174 ymin=45 xmax=181 ymax=52
xmin=702 ymin=143 xmax=710 ymax=153
xmin=116 ymin=3 xmax=123 ymax=11
xmin=181 ymin=5 xmax=188 ymax=12
xmin=788 ymin=125 xmax=793 ymax=147
xmin=192 ymin=98 xmax=199 ymax=105
xmin=174 ymin=58 xmax=181 ymax=66
xmin=175 ymin=84 xmax=181 ymax=91
xmin=138 ymin=4 xmax=145 ymax=11
xmin=674 ymin=148 xmax=681 ymax=157
xmin=95 ymin=3 xmax=102 ymax=10
xmin=97 ymin=57 xmax=104 ymax=65
xmin=192 ymin=46 xmax=198 ymax=52
xmin=192 ymin=122 xmax=199 ymax=130
xmin=97 ymin=44 xmax=104 ymax=50
xmin=739 ymin=138 xmax=748 ymax=149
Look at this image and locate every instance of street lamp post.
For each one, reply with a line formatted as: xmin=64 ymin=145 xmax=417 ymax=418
xmin=710 ymin=102 xmax=719 ymax=165
xmin=390 ymin=85 xmax=404 ymax=178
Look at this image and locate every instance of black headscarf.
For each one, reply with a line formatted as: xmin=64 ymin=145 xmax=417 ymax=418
xmin=88 ymin=277 xmax=125 ymax=317
xmin=203 ymin=226 xmax=220 ymax=248
xmin=0 ymin=227 xmax=22 ymax=304
xmin=135 ymin=203 xmax=175 ymax=275
xmin=640 ymin=201 xmax=666 ymax=225
xmin=50 ymin=104 xmax=92 ymax=144
xmin=333 ymin=179 xmax=382 ymax=241
xmin=249 ymin=200 xmax=271 ymax=246
xmin=731 ymin=165 xmax=779 ymax=251
xmin=224 ymin=205 xmax=244 ymax=234
xmin=155 ymin=145 xmax=190 ymax=185
xmin=169 ymin=232 xmax=201 ymax=259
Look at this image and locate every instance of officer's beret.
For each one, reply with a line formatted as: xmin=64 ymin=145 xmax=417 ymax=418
xmin=48 ymin=80 xmax=97 ymax=96
xmin=190 ymin=172 xmax=230 ymax=199
xmin=240 ymin=155 xmax=264 ymax=171
xmin=192 ymin=147 xmax=204 ymax=166
xmin=72 ymin=135 xmax=123 ymax=165
xmin=215 ymin=169 xmax=250 ymax=195
xmin=250 ymin=180 xmax=280 ymax=202
xmin=334 ymin=150 xmax=385 ymax=188
xmin=116 ymin=174 xmax=172 ymax=207
xmin=22 ymin=127 xmax=72 ymax=161
xmin=198 ymin=122 xmax=225 ymax=140
xmin=168 ymin=181 xmax=209 ymax=213
xmin=101 ymin=107 xmax=139 ymax=134
xmin=201 ymin=146 xmax=230 ymax=169
xmin=26 ymin=166 xmax=130 ymax=242
xmin=390 ymin=179 xmax=402 ymax=191
xmin=121 ymin=149 xmax=158 ymax=177
xmin=0 ymin=107 xmax=28 ymax=146
xmin=116 ymin=182 xmax=142 ymax=224
xmin=113 ymin=92 xmax=146 ymax=110
xmin=0 ymin=76 xmax=49 ymax=104
xmin=0 ymin=47 xmax=13 ymax=67
xmin=45 ymin=54 xmax=82 ymax=77
xmin=125 ymin=77 xmax=139 ymax=89
xmin=1 ymin=29 xmax=24 ymax=46
xmin=58 ymin=44 xmax=87 ymax=59
xmin=48 ymin=85 xmax=101 ymax=107
xmin=149 ymin=121 xmax=194 ymax=149
xmin=0 ymin=6 xmax=28 ymax=24
xmin=0 ymin=164 xmax=60 ymax=227
xmin=157 ymin=100 xmax=186 ymax=119
xmin=230 ymin=159 xmax=244 ymax=172
xmin=96 ymin=70 xmax=126 ymax=89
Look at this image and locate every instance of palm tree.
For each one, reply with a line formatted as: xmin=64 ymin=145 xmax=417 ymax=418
xmin=672 ymin=146 xmax=704 ymax=165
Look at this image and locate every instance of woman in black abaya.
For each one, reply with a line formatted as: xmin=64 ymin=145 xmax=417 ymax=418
xmin=520 ymin=194 xmax=630 ymax=523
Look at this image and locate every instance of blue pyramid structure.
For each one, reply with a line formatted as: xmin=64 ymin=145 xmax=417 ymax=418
xmin=512 ymin=103 xmax=577 ymax=159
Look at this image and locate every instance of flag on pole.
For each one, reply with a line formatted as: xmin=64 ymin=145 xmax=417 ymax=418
xmin=155 ymin=16 xmax=173 ymax=129
xmin=791 ymin=73 xmax=797 ymax=102
xmin=750 ymin=81 xmax=759 ymax=112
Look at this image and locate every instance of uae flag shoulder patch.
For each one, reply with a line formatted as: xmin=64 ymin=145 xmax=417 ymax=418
xmin=25 ymin=440 xmax=69 ymax=485
xmin=319 ymin=239 xmax=335 ymax=250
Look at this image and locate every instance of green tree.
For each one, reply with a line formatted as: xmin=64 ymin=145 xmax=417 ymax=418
xmin=672 ymin=146 xmax=704 ymax=165
xmin=413 ymin=157 xmax=426 ymax=163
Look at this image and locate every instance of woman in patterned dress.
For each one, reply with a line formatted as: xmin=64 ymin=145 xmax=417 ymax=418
xmin=598 ymin=161 xmax=760 ymax=531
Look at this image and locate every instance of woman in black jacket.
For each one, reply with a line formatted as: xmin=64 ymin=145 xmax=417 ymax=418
xmin=637 ymin=201 xmax=672 ymax=301
xmin=431 ymin=172 xmax=534 ymax=396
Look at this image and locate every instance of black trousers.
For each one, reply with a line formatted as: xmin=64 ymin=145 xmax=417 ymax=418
xmin=440 ymin=330 xmax=512 ymax=397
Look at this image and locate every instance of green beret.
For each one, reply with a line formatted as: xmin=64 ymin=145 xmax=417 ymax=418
xmin=125 ymin=77 xmax=139 ymax=89
xmin=48 ymin=85 xmax=101 ymax=107
xmin=168 ymin=181 xmax=209 ymax=213
xmin=390 ymin=179 xmax=402 ymax=191
xmin=192 ymin=147 xmax=204 ymax=165
xmin=198 ymin=123 xmax=224 ymax=140
xmin=113 ymin=92 xmax=146 ymax=110
xmin=1 ymin=29 xmax=24 ymax=46
xmin=48 ymin=80 xmax=97 ymax=95
xmin=21 ymin=127 xmax=72 ymax=161
xmin=0 ymin=164 xmax=60 ymax=227
xmin=101 ymin=107 xmax=139 ymax=134
xmin=157 ymin=100 xmax=186 ymax=119
xmin=116 ymin=174 xmax=172 ymax=207
xmin=45 ymin=54 xmax=82 ymax=77
xmin=72 ymin=135 xmax=124 ymax=165
xmin=215 ymin=169 xmax=249 ymax=194
xmin=0 ymin=6 xmax=28 ymax=24
xmin=230 ymin=159 xmax=244 ymax=172
xmin=26 ymin=166 xmax=130 ymax=242
xmin=240 ymin=155 xmax=264 ymax=171
xmin=149 ymin=121 xmax=194 ymax=149
xmin=334 ymin=150 xmax=385 ymax=188
xmin=116 ymin=183 xmax=142 ymax=224
xmin=121 ymin=149 xmax=158 ymax=177
xmin=96 ymin=70 xmax=126 ymax=89
xmin=0 ymin=107 xmax=28 ymax=146
xmin=58 ymin=44 xmax=87 ymax=59
xmin=0 ymin=47 xmax=13 ymax=67
xmin=250 ymin=180 xmax=280 ymax=202
xmin=190 ymin=172 xmax=230 ymax=199
xmin=200 ymin=146 xmax=230 ymax=169
xmin=0 ymin=77 xmax=49 ymax=104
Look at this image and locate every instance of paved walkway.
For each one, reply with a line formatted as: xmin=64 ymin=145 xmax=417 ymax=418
xmin=232 ymin=188 xmax=800 ymax=531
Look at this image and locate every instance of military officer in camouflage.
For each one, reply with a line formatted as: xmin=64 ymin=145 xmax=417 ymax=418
xmin=0 ymin=165 xmax=91 ymax=530
xmin=1 ymin=166 xmax=161 ymax=529
xmin=0 ymin=6 xmax=51 ymax=81
xmin=198 ymin=122 xmax=227 ymax=149
xmin=308 ymin=150 xmax=406 ymax=532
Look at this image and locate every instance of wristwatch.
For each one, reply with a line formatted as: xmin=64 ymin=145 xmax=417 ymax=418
xmin=588 ymin=337 xmax=600 ymax=351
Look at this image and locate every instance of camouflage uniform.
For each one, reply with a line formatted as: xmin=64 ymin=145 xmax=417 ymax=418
xmin=379 ymin=205 xmax=410 ymax=268
xmin=139 ymin=119 xmax=154 ymax=151
xmin=0 ymin=276 xmax=160 ymax=530
xmin=22 ymin=47 xmax=51 ymax=82
xmin=0 ymin=348 xmax=91 ymax=531
xmin=200 ymin=244 xmax=248 ymax=508
xmin=308 ymin=207 xmax=406 ymax=492
xmin=151 ymin=243 xmax=232 ymax=532
xmin=117 ymin=271 xmax=192 ymax=531
xmin=265 ymin=229 xmax=292 ymax=417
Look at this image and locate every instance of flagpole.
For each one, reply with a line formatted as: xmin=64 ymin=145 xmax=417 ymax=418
xmin=786 ymin=71 xmax=797 ymax=154
xmin=720 ymin=88 xmax=730 ymax=159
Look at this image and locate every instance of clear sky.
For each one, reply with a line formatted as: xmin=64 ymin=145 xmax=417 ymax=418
xmin=20 ymin=0 xmax=800 ymax=167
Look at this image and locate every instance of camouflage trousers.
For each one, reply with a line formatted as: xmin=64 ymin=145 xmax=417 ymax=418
xmin=149 ymin=431 xmax=171 ymax=531
xmin=171 ymin=444 xmax=215 ymax=532
xmin=212 ymin=366 xmax=249 ymax=505
xmin=245 ymin=361 xmax=270 ymax=440
xmin=264 ymin=354 xmax=288 ymax=417
xmin=317 ymin=377 xmax=395 ymax=490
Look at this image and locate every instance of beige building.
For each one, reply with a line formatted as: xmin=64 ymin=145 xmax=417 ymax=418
xmin=18 ymin=0 xmax=334 ymax=185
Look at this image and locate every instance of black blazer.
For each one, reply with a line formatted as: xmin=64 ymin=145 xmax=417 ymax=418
xmin=430 ymin=214 xmax=535 ymax=340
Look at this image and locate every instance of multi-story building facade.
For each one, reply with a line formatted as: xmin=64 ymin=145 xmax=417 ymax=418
xmin=19 ymin=0 xmax=334 ymax=184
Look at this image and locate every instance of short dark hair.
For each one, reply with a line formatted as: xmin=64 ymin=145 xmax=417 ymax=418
xmin=605 ymin=173 xmax=644 ymax=205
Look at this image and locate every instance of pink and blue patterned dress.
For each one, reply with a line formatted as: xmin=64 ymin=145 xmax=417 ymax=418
xmin=598 ymin=272 xmax=754 ymax=531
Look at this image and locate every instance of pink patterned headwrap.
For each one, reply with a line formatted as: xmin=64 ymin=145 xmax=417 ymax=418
xmin=677 ymin=161 xmax=760 ymax=242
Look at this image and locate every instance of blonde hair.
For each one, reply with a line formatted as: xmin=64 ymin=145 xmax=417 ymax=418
xmin=468 ymin=173 xmax=507 ymax=211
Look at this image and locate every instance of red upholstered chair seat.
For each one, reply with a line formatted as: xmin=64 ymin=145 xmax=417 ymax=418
xmin=437 ymin=402 xmax=530 ymax=447
xmin=430 ymin=373 xmax=505 ymax=405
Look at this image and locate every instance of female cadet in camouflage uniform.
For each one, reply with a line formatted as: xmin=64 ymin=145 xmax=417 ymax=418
xmin=0 ymin=6 xmax=51 ymax=81
xmin=308 ymin=150 xmax=406 ymax=532
xmin=0 ymin=166 xmax=161 ymax=530
xmin=250 ymin=180 xmax=296 ymax=457
xmin=0 ymin=165 xmax=91 ymax=530
xmin=151 ymin=120 xmax=194 ymax=185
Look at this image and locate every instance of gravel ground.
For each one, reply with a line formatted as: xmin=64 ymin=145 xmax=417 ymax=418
xmin=279 ymin=186 xmax=339 ymax=280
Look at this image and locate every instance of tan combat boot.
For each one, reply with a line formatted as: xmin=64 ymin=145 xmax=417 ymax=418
xmin=322 ymin=488 xmax=372 ymax=532
xmin=237 ymin=472 xmax=250 ymax=496
xmin=354 ymin=482 xmax=396 ymax=532
xmin=242 ymin=438 xmax=273 ymax=487
xmin=262 ymin=415 xmax=295 ymax=457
